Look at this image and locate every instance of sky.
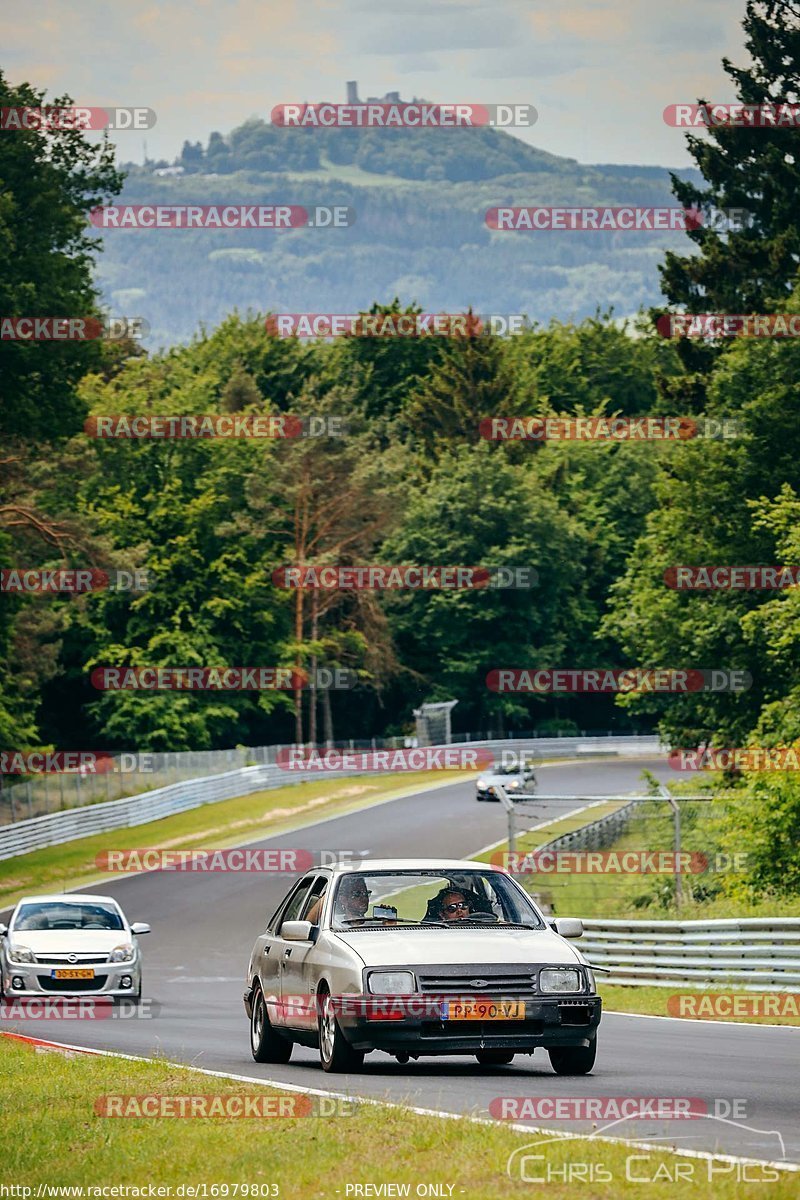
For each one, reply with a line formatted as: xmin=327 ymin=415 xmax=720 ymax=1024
xmin=4 ymin=0 xmax=750 ymax=167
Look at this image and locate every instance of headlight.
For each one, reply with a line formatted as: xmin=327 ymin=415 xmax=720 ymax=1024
xmin=507 ymin=779 xmax=521 ymax=788
xmin=539 ymin=967 xmax=581 ymax=994
xmin=368 ymin=971 xmax=415 ymax=995
xmin=8 ymin=945 xmax=35 ymax=964
xmin=477 ymin=779 xmax=487 ymax=789
xmin=110 ymin=944 xmax=135 ymax=963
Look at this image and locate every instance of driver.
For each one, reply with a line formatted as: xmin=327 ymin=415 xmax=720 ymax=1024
xmin=334 ymin=875 xmax=371 ymax=924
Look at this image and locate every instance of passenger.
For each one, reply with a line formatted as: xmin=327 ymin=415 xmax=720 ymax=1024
xmin=434 ymin=889 xmax=472 ymax=922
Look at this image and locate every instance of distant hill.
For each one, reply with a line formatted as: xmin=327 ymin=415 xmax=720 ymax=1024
xmin=103 ymin=119 xmax=702 ymax=348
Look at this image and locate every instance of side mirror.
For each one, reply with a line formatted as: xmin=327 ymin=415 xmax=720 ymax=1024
xmin=282 ymin=920 xmax=312 ymax=942
xmin=554 ymin=918 xmax=584 ymax=939
xmin=130 ymin=922 xmax=151 ymax=936
xmin=0 ymin=924 xmax=7 ymax=937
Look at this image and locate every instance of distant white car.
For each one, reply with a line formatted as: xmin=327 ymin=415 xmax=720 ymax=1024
xmin=0 ymin=894 xmax=150 ymax=1000
xmin=476 ymin=761 xmax=537 ymax=801
xmin=244 ymin=858 xmax=600 ymax=1074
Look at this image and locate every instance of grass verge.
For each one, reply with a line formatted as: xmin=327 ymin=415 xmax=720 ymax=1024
xmin=0 ymin=771 xmax=467 ymax=911
xmin=1 ymin=1037 xmax=794 ymax=1195
xmin=599 ymin=985 xmax=800 ymax=1026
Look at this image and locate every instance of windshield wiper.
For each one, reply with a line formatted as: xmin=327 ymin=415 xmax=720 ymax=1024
xmin=338 ymin=918 xmax=449 ymax=928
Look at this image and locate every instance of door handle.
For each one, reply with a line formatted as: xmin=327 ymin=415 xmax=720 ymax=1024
xmin=283 ymin=948 xmax=292 ymax=958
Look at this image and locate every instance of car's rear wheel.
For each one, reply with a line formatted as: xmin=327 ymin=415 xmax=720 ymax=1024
xmin=548 ymin=1038 xmax=596 ymax=1075
xmin=250 ymin=984 xmax=292 ymax=1063
xmin=475 ymin=1049 xmax=515 ymax=1066
xmin=318 ymin=988 xmax=364 ymax=1073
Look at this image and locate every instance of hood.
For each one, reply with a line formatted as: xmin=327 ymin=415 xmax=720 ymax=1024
xmin=8 ymin=930 xmax=131 ymax=955
xmin=337 ymin=926 xmax=582 ymax=968
xmin=479 ymin=773 xmax=524 ymax=786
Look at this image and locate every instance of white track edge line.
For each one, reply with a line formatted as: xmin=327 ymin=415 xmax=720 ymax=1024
xmin=2 ymin=1031 xmax=796 ymax=1173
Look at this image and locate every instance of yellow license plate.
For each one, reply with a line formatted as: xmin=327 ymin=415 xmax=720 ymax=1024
xmin=52 ymin=969 xmax=95 ymax=980
xmin=443 ymin=999 xmax=525 ymax=1020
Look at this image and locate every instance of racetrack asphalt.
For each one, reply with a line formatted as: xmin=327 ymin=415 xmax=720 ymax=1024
xmin=2 ymin=757 xmax=798 ymax=1165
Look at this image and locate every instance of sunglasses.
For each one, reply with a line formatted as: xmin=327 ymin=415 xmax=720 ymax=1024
xmin=442 ymin=901 xmax=470 ymax=914
xmin=348 ymin=889 xmax=371 ymax=899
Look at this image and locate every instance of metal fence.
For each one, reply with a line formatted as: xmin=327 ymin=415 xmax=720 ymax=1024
xmin=0 ymin=736 xmax=661 ymax=860
xmin=0 ymin=765 xmax=282 ymax=862
xmin=0 ymin=734 xmax=660 ymax=825
xmin=580 ymin=917 xmax=800 ymax=990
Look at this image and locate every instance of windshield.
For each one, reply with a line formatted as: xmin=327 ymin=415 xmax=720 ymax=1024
xmin=13 ymin=901 xmax=124 ymax=932
xmin=330 ymin=870 xmax=544 ymax=930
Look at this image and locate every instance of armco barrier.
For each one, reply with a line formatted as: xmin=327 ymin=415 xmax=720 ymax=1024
xmin=580 ymin=917 xmax=800 ymax=990
xmin=0 ymin=736 xmax=660 ymax=860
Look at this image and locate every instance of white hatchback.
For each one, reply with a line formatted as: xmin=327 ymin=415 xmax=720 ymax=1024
xmin=0 ymin=893 xmax=150 ymax=999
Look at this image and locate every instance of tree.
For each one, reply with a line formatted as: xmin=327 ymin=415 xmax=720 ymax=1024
xmin=658 ymin=2 xmax=800 ymax=388
xmin=0 ymin=70 xmax=123 ymax=440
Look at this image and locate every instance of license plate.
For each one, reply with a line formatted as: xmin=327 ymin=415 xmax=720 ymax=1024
xmin=442 ymin=999 xmax=525 ymax=1020
xmin=51 ymin=968 xmax=94 ymax=980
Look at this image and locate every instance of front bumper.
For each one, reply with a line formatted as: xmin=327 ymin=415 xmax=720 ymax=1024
xmin=2 ymin=960 xmax=140 ymax=998
xmin=335 ymin=994 xmax=601 ymax=1055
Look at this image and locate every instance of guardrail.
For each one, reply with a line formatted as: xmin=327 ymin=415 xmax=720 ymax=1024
xmin=0 ymin=733 xmax=660 ymax=824
xmin=0 ymin=736 xmax=661 ymax=861
xmin=0 ymin=765 xmax=282 ymax=862
xmin=580 ymin=917 xmax=800 ymax=990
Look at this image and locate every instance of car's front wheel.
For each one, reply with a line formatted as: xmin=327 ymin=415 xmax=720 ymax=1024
xmin=475 ymin=1049 xmax=515 ymax=1066
xmin=318 ymin=989 xmax=364 ymax=1073
xmin=250 ymin=984 xmax=292 ymax=1063
xmin=548 ymin=1038 xmax=596 ymax=1075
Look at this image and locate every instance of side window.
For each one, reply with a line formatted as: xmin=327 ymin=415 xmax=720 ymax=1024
xmin=300 ymin=876 xmax=329 ymax=925
xmin=268 ymin=876 xmax=314 ymax=935
xmin=277 ymin=875 xmax=316 ymax=933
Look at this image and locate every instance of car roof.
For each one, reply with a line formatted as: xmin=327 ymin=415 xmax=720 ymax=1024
xmin=329 ymin=859 xmax=498 ymax=874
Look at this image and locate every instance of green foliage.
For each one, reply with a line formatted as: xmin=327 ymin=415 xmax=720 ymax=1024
xmin=0 ymin=69 xmax=123 ymax=440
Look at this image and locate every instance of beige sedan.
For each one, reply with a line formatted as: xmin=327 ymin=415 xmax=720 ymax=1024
xmin=244 ymin=858 xmax=600 ymax=1073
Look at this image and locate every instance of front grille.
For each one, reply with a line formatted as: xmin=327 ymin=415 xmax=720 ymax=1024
xmin=34 ymin=955 xmax=109 ymax=965
xmin=417 ymin=966 xmax=538 ymax=995
xmin=39 ymin=976 xmax=108 ymax=992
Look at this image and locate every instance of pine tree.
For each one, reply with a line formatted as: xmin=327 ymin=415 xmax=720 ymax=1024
xmin=661 ymin=1 xmax=800 ymax=316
